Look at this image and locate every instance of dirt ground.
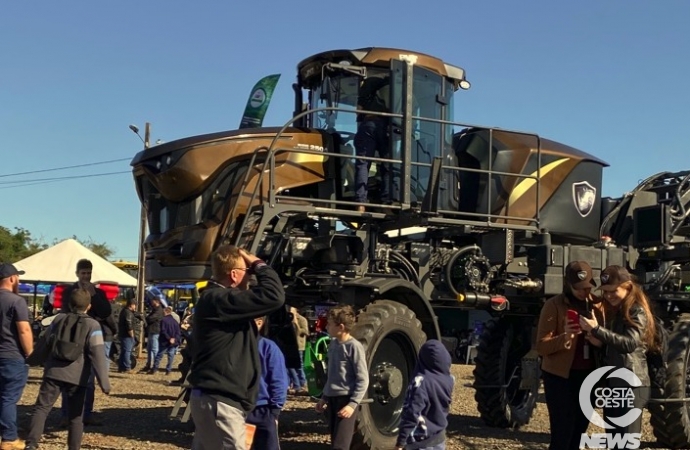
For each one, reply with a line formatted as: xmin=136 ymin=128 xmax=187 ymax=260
xmin=15 ymin=356 xmax=666 ymax=450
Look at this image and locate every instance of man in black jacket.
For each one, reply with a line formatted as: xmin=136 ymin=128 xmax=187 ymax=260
xmin=59 ymin=258 xmax=112 ymax=426
xmin=142 ymin=297 xmax=163 ymax=373
xmin=188 ymin=245 xmax=285 ymax=450
xmin=117 ymin=299 xmax=140 ymax=373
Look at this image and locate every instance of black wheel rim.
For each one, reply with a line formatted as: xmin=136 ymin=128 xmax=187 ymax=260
xmin=368 ymin=331 xmax=416 ymax=435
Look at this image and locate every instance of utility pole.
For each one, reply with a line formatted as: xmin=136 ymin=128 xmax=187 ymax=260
xmin=134 ymin=122 xmax=150 ymax=358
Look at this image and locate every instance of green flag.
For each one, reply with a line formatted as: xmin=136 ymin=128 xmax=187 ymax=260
xmin=239 ymin=74 xmax=281 ymax=129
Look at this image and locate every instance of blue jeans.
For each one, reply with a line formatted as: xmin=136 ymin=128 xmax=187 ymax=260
xmin=246 ymin=405 xmax=280 ymax=450
xmin=354 ymin=119 xmax=391 ymax=203
xmin=288 ymin=350 xmax=307 ymax=389
xmin=103 ymin=341 xmax=112 ymax=368
xmin=0 ymin=358 xmax=29 ymax=440
xmin=146 ymin=333 xmax=159 ymax=368
xmin=119 ymin=336 xmax=135 ymax=371
xmin=152 ymin=343 xmax=177 ymax=372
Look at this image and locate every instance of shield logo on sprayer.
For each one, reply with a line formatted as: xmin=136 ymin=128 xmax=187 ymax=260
xmin=572 ymin=181 xmax=597 ymax=217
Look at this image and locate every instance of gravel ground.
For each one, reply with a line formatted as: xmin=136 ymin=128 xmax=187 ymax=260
xmin=15 ymin=356 xmax=666 ymax=450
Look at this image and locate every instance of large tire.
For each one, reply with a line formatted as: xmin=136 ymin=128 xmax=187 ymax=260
xmin=649 ymin=318 xmax=690 ymax=449
xmin=350 ymin=300 xmax=427 ymax=450
xmin=473 ymin=317 xmax=538 ymax=428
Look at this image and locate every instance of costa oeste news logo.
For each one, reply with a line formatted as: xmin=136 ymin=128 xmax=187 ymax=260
xmin=579 ymin=366 xmax=643 ymax=449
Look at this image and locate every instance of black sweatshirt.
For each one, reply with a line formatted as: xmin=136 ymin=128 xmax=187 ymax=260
xmin=60 ymin=283 xmax=115 ymax=340
xmin=188 ymin=262 xmax=285 ymax=413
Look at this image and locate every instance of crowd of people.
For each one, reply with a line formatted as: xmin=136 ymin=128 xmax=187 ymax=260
xmin=0 ymin=248 xmax=457 ymax=450
xmin=0 ymin=258 xmax=190 ymax=450
xmin=2 ymin=250 xmax=659 ymax=449
xmin=184 ymin=245 xmax=455 ymax=450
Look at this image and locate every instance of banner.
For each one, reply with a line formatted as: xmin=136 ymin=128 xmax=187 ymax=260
xmin=239 ymin=74 xmax=281 ymax=129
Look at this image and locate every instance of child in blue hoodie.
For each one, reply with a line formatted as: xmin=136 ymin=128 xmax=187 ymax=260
xmin=395 ymin=339 xmax=454 ymax=450
xmin=246 ymin=315 xmax=289 ymax=450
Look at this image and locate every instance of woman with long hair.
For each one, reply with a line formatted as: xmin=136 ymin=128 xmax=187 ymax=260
xmin=536 ymin=261 xmax=605 ymax=450
xmin=580 ymin=265 xmax=657 ymax=448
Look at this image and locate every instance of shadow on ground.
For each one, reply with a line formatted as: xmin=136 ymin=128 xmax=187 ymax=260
xmin=17 ymin=404 xmax=193 ymax=449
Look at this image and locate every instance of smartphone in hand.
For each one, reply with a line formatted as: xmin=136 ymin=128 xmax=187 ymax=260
xmin=567 ymin=309 xmax=581 ymax=332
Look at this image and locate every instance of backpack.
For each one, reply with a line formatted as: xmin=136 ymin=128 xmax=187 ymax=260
xmin=50 ymin=313 xmax=90 ymax=362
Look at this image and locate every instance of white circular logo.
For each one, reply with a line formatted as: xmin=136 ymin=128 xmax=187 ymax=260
xmin=249 ymin=88 xmax=267 ymax=109
xmin=579 ymin=366 xmax=642 ymax=429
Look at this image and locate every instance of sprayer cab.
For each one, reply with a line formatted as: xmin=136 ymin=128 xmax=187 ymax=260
xmin=291 ymin=47 xmax=471 ymax=207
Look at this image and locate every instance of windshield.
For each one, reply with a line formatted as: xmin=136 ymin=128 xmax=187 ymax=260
xmin=306 ymin=64 xmax=457 ymax=204
xmin=139 ymin=161 xmax=249 ymax=235
xmin=308 ymin=68 xmax=385 ymax=199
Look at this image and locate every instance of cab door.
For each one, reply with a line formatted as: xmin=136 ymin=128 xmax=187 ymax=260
xmin=390 ymin=59 xmax=447 ymax=205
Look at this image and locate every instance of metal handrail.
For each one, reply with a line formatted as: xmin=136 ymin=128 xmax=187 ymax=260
xmin=233 ymin=104 xmax=545 ymax=244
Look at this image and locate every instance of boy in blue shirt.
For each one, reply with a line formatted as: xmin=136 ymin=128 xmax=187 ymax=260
xmin=246 ymin=316 xmax=289 ymax=450
xmin=395 ymin=339 xmax=454 ymax=450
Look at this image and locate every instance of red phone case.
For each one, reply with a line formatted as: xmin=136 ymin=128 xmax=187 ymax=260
xmin=567 ymin=309 xmax=580 ymax=324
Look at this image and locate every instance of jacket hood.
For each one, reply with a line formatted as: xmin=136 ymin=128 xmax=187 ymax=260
xmin=417 ymin=339 xmax=452 ymax=375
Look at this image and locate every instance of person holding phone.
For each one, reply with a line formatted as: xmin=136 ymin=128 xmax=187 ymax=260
xmin=536 ymin=261 xmax=605 ymax=450
xmin=579 ymin=265 xmax=657 ymax=448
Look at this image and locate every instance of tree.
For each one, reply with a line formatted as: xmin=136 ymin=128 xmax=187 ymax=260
xmin=0 ymin=225 xmax=116 ymax=262
xmin=0 ymin=226 xmax=48 ymax=262
xmin=77 ymin=237 xmax=114 ymax=260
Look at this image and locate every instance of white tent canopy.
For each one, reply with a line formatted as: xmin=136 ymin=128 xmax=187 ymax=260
xmin=14 ymin=238 xmax=138 ymax=287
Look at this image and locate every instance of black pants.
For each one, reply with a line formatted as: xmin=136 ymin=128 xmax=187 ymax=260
xmin=326 ymin=395 xmax=358 ymax=450
xmin=604 ymin=386 xmax=649 ymax=450
xmin=543 ymin=370 xmax=591 ymax=450
xmin=26 ymin=378 xmax=87 ymax=450
xmin=354 ymin=118 xmax=391 ymax=204
xmin=246 ymin=405 xmax=280 ymax=450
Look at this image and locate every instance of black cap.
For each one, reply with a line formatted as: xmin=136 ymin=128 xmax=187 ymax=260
xmin=599 ymin=265 xmax=632 ymax=291
xmin=565 ymin=261 xmax=597 ymax=290
xmin=0 ymin=263 xmax=25 ymax=279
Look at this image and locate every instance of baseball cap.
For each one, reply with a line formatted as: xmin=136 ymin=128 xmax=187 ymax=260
xmin=0 ymin=263 xmax=25 ymax=279
xmin=565 ymin=261 xmax=597 ymax=290
xmin=599 ymin=265 xmax=632 ymax=291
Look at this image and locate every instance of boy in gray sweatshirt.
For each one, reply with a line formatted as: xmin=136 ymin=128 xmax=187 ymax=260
xmin=25 ymin=288 xmax=111 ymax=450
xmin=315 ymin=305 xmax=369 ymax=450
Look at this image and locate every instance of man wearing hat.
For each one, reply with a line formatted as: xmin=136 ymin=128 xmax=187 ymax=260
xmin=0 ymin=263 xmax=34 ymax=450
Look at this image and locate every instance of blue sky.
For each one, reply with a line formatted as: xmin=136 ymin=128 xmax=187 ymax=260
xmin=1 ymin=1 xmax=688 ymax=261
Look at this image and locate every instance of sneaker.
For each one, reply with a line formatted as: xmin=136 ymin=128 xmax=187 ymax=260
xmin=0 ymin=438 xmax=26 ymax=450
xmin=165 ymin=370 xmax=171 ymax=376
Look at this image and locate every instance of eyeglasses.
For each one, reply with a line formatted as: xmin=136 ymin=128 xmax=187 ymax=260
xmin=232 ymin=267 xmax=252 ymax=274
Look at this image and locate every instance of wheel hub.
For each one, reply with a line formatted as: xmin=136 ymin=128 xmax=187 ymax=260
xmin=372 ymin=362 xmax=404 ymax=404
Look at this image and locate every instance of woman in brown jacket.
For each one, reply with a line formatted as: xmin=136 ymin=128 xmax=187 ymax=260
xmin=536 ymin=261 xmax=605 ymax=450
